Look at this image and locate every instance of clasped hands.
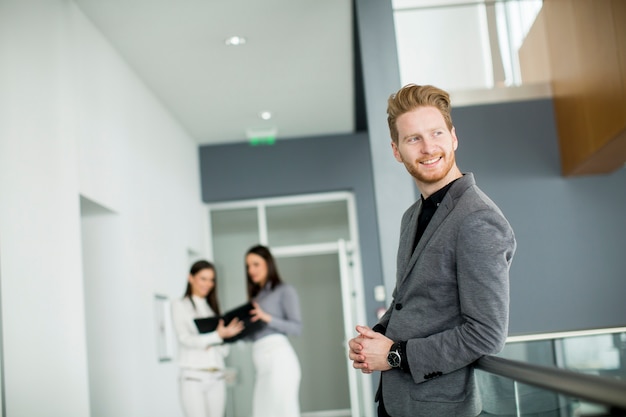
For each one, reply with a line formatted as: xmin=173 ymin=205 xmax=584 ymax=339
xmin=348 ymin=325 xmax=394 ymax=373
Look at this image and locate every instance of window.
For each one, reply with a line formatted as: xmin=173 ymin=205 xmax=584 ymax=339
xmin=392 ymin=0 xmax=545 ymax=104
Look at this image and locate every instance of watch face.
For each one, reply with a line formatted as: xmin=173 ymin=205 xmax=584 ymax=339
xmin=387 ymin=350 xmax=401 ymax=368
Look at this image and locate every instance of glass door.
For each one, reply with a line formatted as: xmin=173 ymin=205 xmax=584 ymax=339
xmin=275 ymin=250 xmax=350 ymax=415
xmin=208 ymin=191 xmax=372 ymax=417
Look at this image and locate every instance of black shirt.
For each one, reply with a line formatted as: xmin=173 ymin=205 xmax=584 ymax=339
xmin=378 ymin=178 xmax=460 ymax=374
xmin=413 ymin=179 xmax=457 ymax=251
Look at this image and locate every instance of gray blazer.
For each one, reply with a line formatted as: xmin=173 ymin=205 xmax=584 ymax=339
xmin=378 ymin=173 xmax=516 ymax=417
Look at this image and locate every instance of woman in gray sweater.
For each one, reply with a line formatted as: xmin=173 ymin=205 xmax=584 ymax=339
xmin=245 ymin=244 xmax=302 ymax=417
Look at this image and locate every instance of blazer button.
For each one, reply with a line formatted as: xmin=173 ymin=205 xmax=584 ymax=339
xmin=395 ymin=303 xmax=403 ymax=310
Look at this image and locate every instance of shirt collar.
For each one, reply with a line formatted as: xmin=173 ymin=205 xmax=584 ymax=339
xmin=421 ymin=178 xmax=458 ymax=207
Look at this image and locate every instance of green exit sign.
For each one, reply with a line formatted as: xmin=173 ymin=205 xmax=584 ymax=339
xmin=248 ymin=136 xmax=276 ymax=146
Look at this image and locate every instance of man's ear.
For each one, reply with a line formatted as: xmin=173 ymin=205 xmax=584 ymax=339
xmin=391 ymin=141 xmax=403 ymax=162
xmin=451 ymin=126 xmax=458 ymax=151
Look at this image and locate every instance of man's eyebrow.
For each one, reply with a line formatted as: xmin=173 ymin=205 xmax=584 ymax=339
xmin=401 ymin=131 xmax=421 ymax=140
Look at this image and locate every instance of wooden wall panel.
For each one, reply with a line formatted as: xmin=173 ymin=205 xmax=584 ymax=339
xmin=612 ymin=0 xmax=626 ymax=115
xmin=575 ymin=2 xmax=625 ymax=149
xmin=523 ymin=0 xmax=626 ymax=175
xmin=518 ymin=7 xmax=551 ymax=84
xmin=543 ymin=0 xmax=590 ymax=174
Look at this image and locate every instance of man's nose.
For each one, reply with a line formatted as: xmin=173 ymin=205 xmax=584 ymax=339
xmin=421 ymin=138 xmax=436 ymax=154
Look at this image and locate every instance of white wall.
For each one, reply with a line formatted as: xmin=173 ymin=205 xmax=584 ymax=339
xmin=0 ymin=1 xmax=207 ymax=416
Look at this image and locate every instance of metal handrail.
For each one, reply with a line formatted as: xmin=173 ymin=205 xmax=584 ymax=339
xmin=477 ymin=356 xmax=626 ymax=412
xmin=506 ymin=326 xmax=626 ymax=344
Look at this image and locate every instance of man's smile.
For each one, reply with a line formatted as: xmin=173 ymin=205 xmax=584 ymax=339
xmin=420 ymin=156 xmax=442 ymax=165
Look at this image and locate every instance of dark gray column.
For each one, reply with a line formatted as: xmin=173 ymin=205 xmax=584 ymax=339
xmin=355 ymin=0 xmax=416 ymax=299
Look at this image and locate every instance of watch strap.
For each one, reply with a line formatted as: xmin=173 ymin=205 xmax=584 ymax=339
xmin=387 ymin=341 xmax=411 ymax=372
xmin=397 ymin=340 xmax=409 ymax=373
xmin=387 ymin=341 xmax=402 ymax=368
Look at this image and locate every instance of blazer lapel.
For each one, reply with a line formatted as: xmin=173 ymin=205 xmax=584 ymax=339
xmin=398 ymin=197 xmax=453 ymax=287
xmin=397 ymin=175 xmax=473 ymax=287
xmin=398 ymin=180 xmax=466 ymax=285
xmin=397 ymin=200 xmax=421 ymax=282
xmin=416 ymin=195 xmax=453 ymax=254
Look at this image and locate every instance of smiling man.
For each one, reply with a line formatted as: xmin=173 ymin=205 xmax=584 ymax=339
xmin=348 ymin=84 xmax=517 ymax=417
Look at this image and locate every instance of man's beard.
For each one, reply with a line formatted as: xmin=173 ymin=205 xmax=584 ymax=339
xmin=404 ymin=152 xmax=456 ymax=184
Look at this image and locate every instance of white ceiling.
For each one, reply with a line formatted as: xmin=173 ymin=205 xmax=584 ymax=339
xmin=73 ymin=0 xmax=355 ymax=146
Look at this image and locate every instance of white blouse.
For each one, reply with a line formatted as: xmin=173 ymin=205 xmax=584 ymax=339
xmin=171 ymin=295 xmax=229 ymax=370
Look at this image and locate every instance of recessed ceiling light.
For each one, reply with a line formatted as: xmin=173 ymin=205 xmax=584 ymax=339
xmin=259 ymin=111 xmax=272 ymax=120
xmin=225 ymin=36 xmax=247 ymax=46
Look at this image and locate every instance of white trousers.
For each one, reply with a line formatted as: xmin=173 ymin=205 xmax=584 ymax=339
xmin=179 ymin=368 xmax=226 ymax=417
xmin=252 ymin=334 xmax=301 ymax=417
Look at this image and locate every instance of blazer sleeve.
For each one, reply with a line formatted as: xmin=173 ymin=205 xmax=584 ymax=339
xmin=406 ymin=208 xmax=516 ymax=384
xmin=171 ymin=300 xmax=224 ymax=349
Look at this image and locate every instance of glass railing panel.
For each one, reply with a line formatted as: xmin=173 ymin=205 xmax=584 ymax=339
xmin=501 ymin=329 xmax=626 ymax=380
xmin=477 ymin=370 xmax=612 ymax=416
xmin=557 ymin=332 xmax=626 ymax=383
xmin=477 ymin=328 xmax=626 ymax=415
xmin=497 ymin=338 xmax=557 ymax=366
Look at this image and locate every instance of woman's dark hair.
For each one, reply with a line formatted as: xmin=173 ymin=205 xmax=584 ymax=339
xmin=184 ymin=260 xmax=221 ymax=316
xmin=246 ymin=244 xmax=283 ymax=299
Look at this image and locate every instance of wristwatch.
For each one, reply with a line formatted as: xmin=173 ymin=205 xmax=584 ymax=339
xmin=387 ymin=341 xmax=402 ymax=369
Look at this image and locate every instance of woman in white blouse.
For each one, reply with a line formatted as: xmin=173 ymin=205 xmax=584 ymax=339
xmin=171 ymin=260 xmax=244 ymax=417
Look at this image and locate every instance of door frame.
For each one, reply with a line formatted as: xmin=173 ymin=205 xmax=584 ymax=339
xmin=206 ymin=191 xmax=373 ymax=417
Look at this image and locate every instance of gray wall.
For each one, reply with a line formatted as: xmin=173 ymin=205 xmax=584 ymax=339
xmin=453 ymin=99 xmax=626 ymax=335
xmin=199 ymin=132 xmax=386 ymax=326
xmin=199 ymin=98 xmax=626 ymax=336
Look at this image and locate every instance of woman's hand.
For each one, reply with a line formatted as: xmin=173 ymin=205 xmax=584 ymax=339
xmin=250 ymin=302 xmax=272 ymax=323
xmin=216 ymin=317 xmax=244 ymax=339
